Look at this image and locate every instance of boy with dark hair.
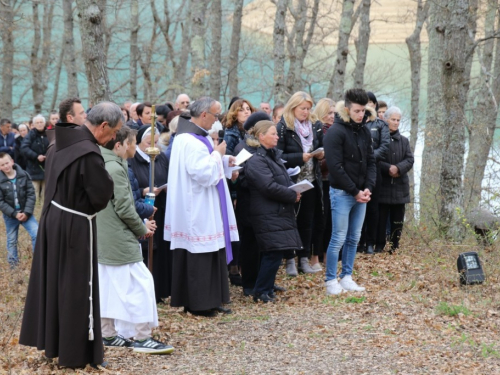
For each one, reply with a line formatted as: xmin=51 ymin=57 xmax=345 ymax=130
xmin=323 ymin=88 xmax=376 ymax=294
xmin=0 ymin=152 xmax=37 ymax=267
xmin=97 ymin=125 xmax=174 ymax=354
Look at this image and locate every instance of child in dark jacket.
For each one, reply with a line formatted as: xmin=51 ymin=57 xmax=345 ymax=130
xmin=0 ymin=152 xmax=38 ymax=268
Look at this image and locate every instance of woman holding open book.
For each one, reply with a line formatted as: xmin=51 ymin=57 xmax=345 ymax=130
xmin=276 ymin=91 xmax=324 ymax=275
xmin=244 ymin=121 xmax=303 ymax=303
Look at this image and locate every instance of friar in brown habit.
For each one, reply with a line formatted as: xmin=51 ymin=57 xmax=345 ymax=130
xmin=20 ymin=102 xmax=124 ymax=368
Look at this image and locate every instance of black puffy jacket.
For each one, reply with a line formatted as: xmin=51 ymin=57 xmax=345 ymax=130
xmin=379 ymin=130 xmax=414 ymax=205
xmin=233 ymin=137 xmax=258 ymax=228
xmin=365 ymin=118 xmax=390 ymax=162
xmin=20 ymin=129 xmax=49 ymax=181
xmin=244 ymin=146 xmax=303 ymax=252
xmin=0 ymin=164 xmax=36 ymax=218
xmin=324 ymin=101 xmax=377 ymax=197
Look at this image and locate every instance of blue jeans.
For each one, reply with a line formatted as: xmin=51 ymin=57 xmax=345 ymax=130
xmin=325 ymin=188 xmax=367 ymax=281
xmin=3 ymin=214 xmax=38 ymax=267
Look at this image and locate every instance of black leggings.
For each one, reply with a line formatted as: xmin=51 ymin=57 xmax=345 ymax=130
xmin=377 ymin=204 xmax=406 ymax=250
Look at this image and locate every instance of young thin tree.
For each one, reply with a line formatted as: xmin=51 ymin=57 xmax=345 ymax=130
xmin=353 ymin=0 xmax=371 ymax=89
xmin=209 ymin=0 xmax=222 ymax=100
xmin=130 ymin=0 xmax=139 ymax=101
xmin=63 ymin=0 xmax=79 ymax=97
xmin=228 ymin=0 xmax=244 ymax=99
xmin=272 ymin=0 xmax=287 ymax=104
xmin=190 ymin=0 xmax=210 ymax=99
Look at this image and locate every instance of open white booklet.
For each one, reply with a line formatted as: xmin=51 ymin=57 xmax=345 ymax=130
xmin=234 ymin=148 xmax=253 ymax=165
xmin=289 ymin=180 xmax=314 ymax=193
xmin=287 ymin=166 xmax=301 ymax=176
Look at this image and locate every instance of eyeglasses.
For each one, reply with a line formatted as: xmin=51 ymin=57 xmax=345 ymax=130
xmin=206 ymin=111 xmax=220 ymax=118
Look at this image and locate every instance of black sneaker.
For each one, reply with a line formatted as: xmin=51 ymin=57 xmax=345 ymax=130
xmin=103 ymin=335 xmax=133 ymax=348
xmin=132 ymin=337 xmax=174 ymax=354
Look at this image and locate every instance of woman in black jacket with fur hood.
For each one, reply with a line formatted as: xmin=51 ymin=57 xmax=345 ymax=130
xmin=245 ymin=121 xmax=302 ymax=303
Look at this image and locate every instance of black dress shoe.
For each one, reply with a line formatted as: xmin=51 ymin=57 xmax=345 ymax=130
xmin=229 ymin=273 xmax=243 ymax=286
xmin=184 ymin=307 xmax=217 ymax=317
xmin=212 ymin=306 xmax=232 ymax=314
xmin=366 ymin=245 xmax=374 ymax=255
xmin=273 ymin=284 xmax=286 ymax=292
xmin=243 ymin=288 xmax=254 ymax=296
xmin=253 ymin=293 xmax=275 ymax=303
xmin=90 ymin=361 xmax=108 ymax=369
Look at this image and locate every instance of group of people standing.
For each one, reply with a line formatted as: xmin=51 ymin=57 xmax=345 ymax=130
xmin=1 ymin=88 xmax=414 ymax=369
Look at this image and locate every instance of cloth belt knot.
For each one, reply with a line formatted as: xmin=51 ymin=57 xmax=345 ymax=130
xmin=51 ymin=200 xmax=97 ymax=341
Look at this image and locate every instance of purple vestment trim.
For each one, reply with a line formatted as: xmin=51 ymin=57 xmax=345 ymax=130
xmin=189 ymin=134 xmax=233 ymax=264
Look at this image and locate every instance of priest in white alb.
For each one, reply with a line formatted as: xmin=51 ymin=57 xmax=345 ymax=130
xmin=164 ymin=97 xmax=239 ymax=317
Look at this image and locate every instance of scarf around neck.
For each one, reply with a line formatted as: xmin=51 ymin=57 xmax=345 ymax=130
xmin=294 ymin=118 xmax=313 ymax=152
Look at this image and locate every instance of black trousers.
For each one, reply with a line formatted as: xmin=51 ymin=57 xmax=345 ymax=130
xmin=321 ymin=180 xmax=332 ymax=255
xmin=360 ymin=166 xmax=382 ymax=247
xmin=239 ymin=225 xmax=260 ymax=289
xmin=377 ymin=203 xmax=406 ymax=250
xmin=254 ymin=251 xmax=284 ymax=295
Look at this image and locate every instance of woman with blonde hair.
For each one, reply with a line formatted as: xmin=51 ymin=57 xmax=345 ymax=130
xmin=276 ymin=91 xmax=324 ymax=275
xmin=222 ymin=99 xmax=255 ymax=155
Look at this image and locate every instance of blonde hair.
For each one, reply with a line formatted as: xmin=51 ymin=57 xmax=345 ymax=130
xmin=313 ymin=98 xmax=335 ymax=124
xmin=169 ymin=115 xmax=180 ymax=133
xmin=246 ymin=120 xmax=276 ymax=148
xmin=283 ymin=91 xmax=314 ymax=130
xmin=222 ymin=99 xmax=255 ymax=130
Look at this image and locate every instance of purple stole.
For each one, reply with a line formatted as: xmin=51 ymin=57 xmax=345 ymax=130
xmin=190 ymin=134 xmax=233 ymax=264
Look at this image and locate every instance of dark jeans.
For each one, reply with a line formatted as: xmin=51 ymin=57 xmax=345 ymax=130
xmin=360 ymin=166 xmax=382 ymax=247
xmin=239 ymin=225 xmax=260 ymax=289
xmin=254 ymin=251 xmax=284 ymax=295
xmin=377 ymin=204 xmax=406 ymax=250
xmin=321 ymin=180 xmax=332 ymax=255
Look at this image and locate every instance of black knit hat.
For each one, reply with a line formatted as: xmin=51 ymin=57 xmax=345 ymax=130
xmin=228 ymin=96 xmax=240 ymax=111
xmin=243 ymin=112 xmax=271 ymax=131
xmin=366 ymin=91 xmax=379 ymax=111
xmin=136 ymin=125 xmax=159 ymax=144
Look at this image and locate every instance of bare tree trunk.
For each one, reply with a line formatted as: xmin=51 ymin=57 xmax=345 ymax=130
xmin=464 ymin=0 xmax=500 ymax=211
xmin=190 ymin=0 xmax=210 ymax=99
xmin=209 ymin=0 xmax=222 ymax=99
xmin=130 ymin=0 xmax=139 ymax=101
xmin=76 ymin=0 xmax=111 ymax=105
xmin=405 ymin=0 xmax=429 ymax=219
xmin=139 ymin=27 xmax=158 ymax=101
xmin=439 ymin=0 xmax=470 ymax=240
xmin=285 ymin=0 xmax=306 ymax=94
xmin=63 ymin=0 xmax=79 ymax=97
xmin=50 ymin=42 xmax=66 ymax=111
xmin=353 ymin=0 xmax=370 ymax=88
xmin=176 ymin=3 xmax=192 ymax=93
xmin=31 ymin=0 xmax=55 ymax=114
xmin=419 ymin=0 xmax=447 ymax=223
xmin=228 ymin=0 xmax=244 ymax=99
xmin=0 ymin=0 xmax=15 ymax=120
xmin=327 ymin=0 xmax=355 ymax=100
xmin=273 ymin=0 xmax=287 ymax=104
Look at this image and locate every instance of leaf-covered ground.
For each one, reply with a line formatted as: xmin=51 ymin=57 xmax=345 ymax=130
xmin=1 ymin=217 xmax=500 ymax=374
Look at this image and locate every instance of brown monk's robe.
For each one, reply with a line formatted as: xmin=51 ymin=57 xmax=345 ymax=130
xmin=20 ymin=123 xmax=114 ymax=368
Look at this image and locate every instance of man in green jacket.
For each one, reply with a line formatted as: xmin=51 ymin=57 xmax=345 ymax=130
xmin=97 ymin=125 xmax=174 ymax=355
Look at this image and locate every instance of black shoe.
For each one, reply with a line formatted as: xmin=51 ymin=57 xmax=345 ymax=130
xmin=273 ymin=284 xmax=286 ymax=292
xmin=132 ymin=338 xmax=174 ymax=354
xmin=212 ymin=306 xmax=232 ymax=314
xmin=90 ymin=361 xmax=108 ymax=369
xmin=184 ymin=307 xmax=217 ymax=317
xmin=357 ymin=245 xmax=366 ymax=253
xmin=366 ymin=245 xmax=374 ymax=255
xmin=243 ymin=288 xmax=254 ymax=296
xmin=103 ymin=335 xmax=133 ymax=347
xmin=253 ymin=293 xmax=275 ymax=303
xmin=229 ymin=273 xmax=243 ymax=286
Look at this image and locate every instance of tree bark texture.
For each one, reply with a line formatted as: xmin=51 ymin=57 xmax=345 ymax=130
xmin=130 ymin=0 xmax=139 ymax=101
xmin=228 ymin=0 xmax=244 ymax=99
xmin=76 ymin=0 xmax=111 ymax=105
xmin=419 ymin=0 xmax=447 ymax=223
xmin=273 ymin=0 xmax=287 ymax=104
xmin=327 ymin=0 xmax=355 ymax=101
xmin=63 ymin=0 xmax=79 ymax=98
xmin=190 ymin=0 xmax=210 ymax=99
xmin=30 ymin=0 xmax=55 ymax=114
xmin=353 ymin=0 xmax=371 ymax=89
xmin=438 ymin=0 xmax=470 ymax=240
xmin=464 ymin=0 xmax=500 ymax=212
xmin=209 ymin=0 xmax=222 ymax=100
xmin=405 ymin=0 xmax=429 ymax=219
xmin=0 ymin=0 xmax=15 ymax=120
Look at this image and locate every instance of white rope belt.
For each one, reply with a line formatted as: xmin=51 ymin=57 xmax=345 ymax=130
xmin=51 ymin=200 xmax=97 ymax=341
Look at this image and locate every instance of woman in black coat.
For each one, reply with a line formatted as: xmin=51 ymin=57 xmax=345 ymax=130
xmin=245 ymin=121 xmax=303 ymax=303
xmin=21 ymin=115 xmax=49 ymax=200
xmin=128 ymin=126 xmax=171 ymax=302
xmin=14 ymin=124 xmax=29 ymax=171
xmin=276 ymin=91 xmax=324 ymax=275
xmin=376 ymin=107 xmax=414 ymax=252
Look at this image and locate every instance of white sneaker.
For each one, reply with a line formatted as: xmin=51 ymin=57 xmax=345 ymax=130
xmin=325 ymin=279 xmax=345 ymax=295
xmin=339 ymin=275 xmax=366 ymax=292
xmin=286 ymin=259 xmax=298 ymax=277
xmin=299 ymin=257 xmax=321 ymax=274
xmin=310 ymin=262 xmax=322 ymax=272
